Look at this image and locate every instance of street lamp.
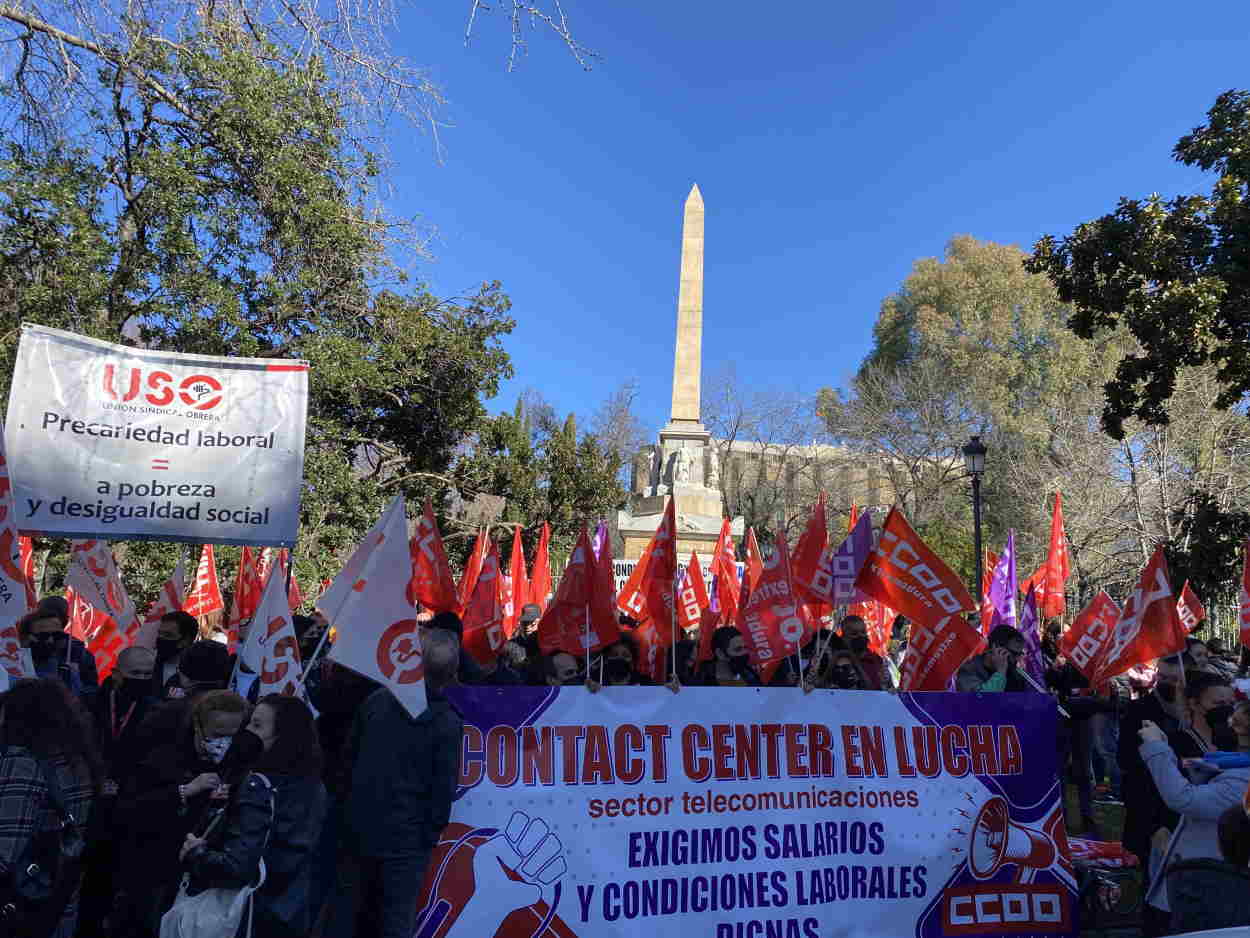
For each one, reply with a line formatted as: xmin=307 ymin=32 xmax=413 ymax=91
xmin=963 ymin=435 xmax=988 ymax=604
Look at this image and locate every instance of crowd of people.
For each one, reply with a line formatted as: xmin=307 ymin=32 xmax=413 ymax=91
xmin=2 ymin=593 xmax=1250 ymax=937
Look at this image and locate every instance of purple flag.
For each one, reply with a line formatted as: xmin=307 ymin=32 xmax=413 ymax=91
xmin=987 ymin=529 xmax=1017 ymax=631
xmin=829 ymin=509 xmax=874 ymax=605
xmin=1017 ymin=584 xmax=1045 ymax=687
xmin=591 ymin=520 xmax=608 ymax=561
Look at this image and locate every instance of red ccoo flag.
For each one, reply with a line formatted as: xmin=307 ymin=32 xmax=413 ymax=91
xmin=1176 ymin=581 xmax=1206 ymax=634
xmin=538 ymin=527 xmax=618 ymax=655
xmin=676 ymin=551 xmax=710 ymax=634
xmin=504 ymin=525 xmax=529 ymax=638
xmin=616 ymin=498 xmax=677 ymax=629
xmin=407 ymin=499 xmax=459 ymax=615
xmin=226 ymin=546 xmax=264 ymax=652
xmin=899 ymin=613 xmax=985 ymax=691
xmin=1094 ymin=547 xmax=1187 ymax=684
xmin=457 ymin=529 xmax=488 ymax=615
xmin=529 ymin=522 xmax=553 ymax=614
xmin=461 ymin=544 xmax=506 ymax=667
xmin=791 ymin=493 xmax=832 ymax=617
xmin=1061 ymin=591 xmax=1121 ymax=684
xmin=710 ymin=520 xmax=739 ymax=628
xmin=854 ymin=507 xmax=974 ymax=629
xmin=738 ymin=530 xmax=808 ymax=681
xmin=590 ymin=520 xmax=621 ymax=645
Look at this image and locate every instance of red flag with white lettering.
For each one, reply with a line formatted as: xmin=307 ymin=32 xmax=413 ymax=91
xmin=407 ymin=499 xmax=459 ymax=615
xmin=1176 ymin=581 xmax=1206 ymax=634
xmin=738 ymin=531 xmax=808 ymax=680
xmin=226 ymin=546 xmax=264 ymax=652
xmin=326 ymin=496 xmax=427 ymax=717
xmin=616 ymin=498 xmax=676 ymax=628
xmin=183 ymin=545 xmax=224 ymax=619
xmin=138 ymin=554 xmax=187 ymax=650
xmin=848 ymin=596 xmax=895 ymax=657
xmin=538 ymin=528 xmax=614 ymax=655
xmin=899 ymin=613 xmax=985 ymax=691
xmin=67 ymin=540 xmax=141 ymax=642
xmin=710 ymin=520 xmax=739 ymax=628
xmin=633 ymin=621 xmax=669 ymax=684
xmin=980 ymin=549 xmax=999 ymax=633
xmin=854 ymin=507 xmax=974 ymax=628
xmin=74 ymin=588 xmax=124 ymax=680
xmin=676 ymin=551 xmax=710 ymax=633
xmin=590 ymin=525 xmax=621 ymax=647
xmin=461 ymin=545 xmax=506 ymax=667
xmin=1093 ymin=547 xmax=1187 ymax=684
xmin=792 ymin=493 xmax=832 ymax=615
xmin=530 ymin=522 xmax=554 ymax=613
xmin=504 ymin=526 xmax=529 ymax=638
xmin=1061 ymin=591 xmax=1121 ymax=683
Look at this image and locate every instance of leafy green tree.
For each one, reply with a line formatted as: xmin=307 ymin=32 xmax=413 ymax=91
xmin=1028 ymin=89 xmax=1250 ymax=439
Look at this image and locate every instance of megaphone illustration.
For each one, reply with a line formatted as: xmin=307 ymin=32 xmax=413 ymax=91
xmin=969 ymin=795 xmax=1055 ymax=880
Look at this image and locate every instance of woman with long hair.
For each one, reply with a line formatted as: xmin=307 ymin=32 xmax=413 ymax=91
xmin=179 ymin=694 xmax=327 ymax=937
xmin=0 ymin=678 xmax=101 ymax=938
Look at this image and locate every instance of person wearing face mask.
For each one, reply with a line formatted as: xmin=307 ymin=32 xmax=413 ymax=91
xmin=18 ymin=608 xmax=99 ymax=708
xmin=698 ymin=627 xmax=761 ymax=687
xmin=80 ymin=646 xmax=159 ymax=937
xmin=957 ymin=626 xmax=1030 ymax=693
xmin=180 ymin=695 xmax=327 ymax=938
xmin=1117 ymin=655 xmax=1187 ymax=930
xmin=154 ymin=610 xmax=200 ymax=695
xmin=600 ymin=634 xmax=651 ymax=687
xmin=827 ymin=649 xmax=868 ymax=690
xmin=839 ymin=615 xmax=894 ymax=691
xmin=1138 ymin=706 xmax=1250 ymax=933
xmin=114 ymin=690 xmax=248 ymax=937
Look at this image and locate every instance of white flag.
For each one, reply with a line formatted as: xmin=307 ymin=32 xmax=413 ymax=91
xmin=327 ymin=497 xmax=426 ymax=717
xmin=66 ymin=540 xmax=141 ymax=639
xmin=136 ymin=554 xmax=187 ymax=650
xmin=240 ymin=556 xmax=302 ymax=696
xmin=0 ymin=426 xmax=29 ymax=678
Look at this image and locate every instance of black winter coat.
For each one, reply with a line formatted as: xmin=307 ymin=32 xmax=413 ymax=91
xmin=184 ymin=771 xmax=327 ymax=938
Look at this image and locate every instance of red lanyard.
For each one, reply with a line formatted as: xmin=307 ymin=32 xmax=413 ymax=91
xmin=110 ymin=691 xmax=137 ymax=742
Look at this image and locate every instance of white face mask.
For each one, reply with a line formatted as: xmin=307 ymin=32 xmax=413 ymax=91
xmin=202 ymin=736 xmax=232 ymax=764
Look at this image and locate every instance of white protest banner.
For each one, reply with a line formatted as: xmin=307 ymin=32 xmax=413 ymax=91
xmin=5 ymin=324 xmax=308 ymax=546
xmin=417 ymin=688 xmax=1076 ymax=938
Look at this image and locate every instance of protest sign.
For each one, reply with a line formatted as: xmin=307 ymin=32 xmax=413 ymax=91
xmin=421 ymin=687 xmax=1076 ymax=938
xmin=5 ymin=324 xmax=307 ymax=546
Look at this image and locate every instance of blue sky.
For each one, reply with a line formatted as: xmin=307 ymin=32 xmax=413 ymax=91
xmin=387 ymin=1 xmax=1247 ymax=438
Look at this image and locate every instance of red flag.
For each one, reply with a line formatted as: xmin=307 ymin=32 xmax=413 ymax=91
xmin=457 ymin=529 xmax=488 ymax=615
xmin=738 ymin=531 xmax=807 ymax=679
xmin=1094 ymin=547 xmax=1187 ymax=684
xmin=183 ymin=545 xmax=224 ymax=618
xmin=226 ymin=546 xmax=264 ymax=651
xmin=590 ymin=523 xmax=621 ymax=646
xmin=17 ymin=536 xmax=35 ymax=611
xmin=899 ymin=614 xmax=985 ymax=690
xmin=1060 ymin=591 xmax=1121 ymax=682
xmin=616 ymin=498 xmax=677 ymax=628
xmin=848 ymin=595 xmax=895 ymax=656
xmin=854 ymin=507 xmax=974 ymax=628
xmin=676 ymin=551 xmax=710 ymax=633
xmin=710 ymin=520 xmax=739 ymax=628
xmin=255 ymin=548 xmax=274 ymax=587
xmin=792 ymin=494 xmax=832 ymax=614
xmin=408 ymin=499 xmax=459 ymax=614
xmin=504 ymin=526 xmax=529 ymax=638
xmin=1240 ymin=540 xmax=1250 ymax=650
xmin=980 ymin=549 xmax=999 ymax=632
xmin=275 ymin=549 xmax=304 ymax=612
xmin=538 ymin=528 xmax=617 ymax=655
xmin=1176 ymin=581 xmax=1206 ymax=634
xmin=529 ymin=522 xmax=553 ymax=613
xmin=461 ymin=545 xmax=506 ymax=667
xmin=1021 ymin=493 xmax=1071 ymax=618
xmin=848 ymin=504 xmax=859 ymax=534
xmin=633 ymin=621 xmax=669 ymax=684
xmin=140 ymin=554 xmax=187 ymax=651
xmin=66 ymin=541 xmax=141 ymax=639
xmin=745 ymin=528 xmax=764 ymax=595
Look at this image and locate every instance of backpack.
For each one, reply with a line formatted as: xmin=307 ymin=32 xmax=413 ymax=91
xmin=0 ymin=751 xmax=87 ymax=938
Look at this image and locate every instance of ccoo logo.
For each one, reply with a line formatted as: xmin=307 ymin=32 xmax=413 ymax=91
xmin=101 ymin=364 xmax=224 ymax=411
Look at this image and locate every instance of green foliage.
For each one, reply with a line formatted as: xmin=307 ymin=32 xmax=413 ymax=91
xmin=1164 ymin=493 xmax=1250 ymax=615
xmin=1028 ymin=89 xmax=1250 ymax=439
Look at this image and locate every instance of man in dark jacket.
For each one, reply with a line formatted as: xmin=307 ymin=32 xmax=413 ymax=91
xmin=20 ymin=603 xmax=99 ymax=707
xmin=326 ymin=628 xmax=464 ymax=938
xmin=957 ymin=625 xmax=1029 ymax=692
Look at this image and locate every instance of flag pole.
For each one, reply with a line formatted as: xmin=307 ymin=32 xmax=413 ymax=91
xmin=584 ymin=602 xmax=591 ymax=680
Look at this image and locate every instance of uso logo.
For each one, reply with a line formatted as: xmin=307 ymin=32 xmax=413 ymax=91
xmin=101 ymin=364 xmax=224 ymax=411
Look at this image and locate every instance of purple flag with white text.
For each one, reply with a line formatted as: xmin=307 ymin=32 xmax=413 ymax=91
xmin=829 ymin=508 xmax=875 ymax=605
xmin=1018 ymin=584 xmax=1045 ymax=686
xmin=987 ymin=529 xmax=1018 ymax=629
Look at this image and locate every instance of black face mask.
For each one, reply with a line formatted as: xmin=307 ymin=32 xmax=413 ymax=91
xmin=728 ymin=653 xmax=751 ymax=674
xmin=847 ymin=637 xmax=869 ymax=655
xmin=1157 ymin=682 xmax=1178 ymax=703
xmin=120 ymin=677 xmax=150 ymax=700
xmin=605 ymin=658 xmax=632 ymax=682
xmin=1206 ymin=704 xmax=1236 ymax=731
xmin=831 ymin=666 xmax=860 ymax=689
xmin=29 ymin=634 xmax=66 ymax=662
xmin=156 ymin=638 xmax=182 ymax=661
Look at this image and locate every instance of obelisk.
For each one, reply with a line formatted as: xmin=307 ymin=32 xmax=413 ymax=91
xmin=670 ymin=184 xmax=704 ymax=427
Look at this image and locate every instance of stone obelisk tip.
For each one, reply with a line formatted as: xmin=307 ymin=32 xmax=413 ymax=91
xmin=687 ymin=183 xmax=703 ymax=205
